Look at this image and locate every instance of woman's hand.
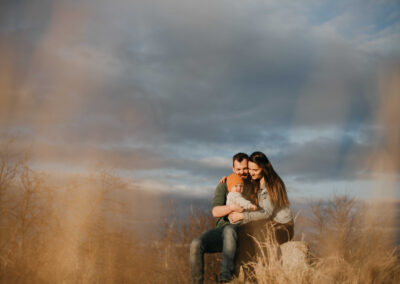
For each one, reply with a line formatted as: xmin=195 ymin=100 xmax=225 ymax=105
xmin=219 ymin=176 xmax=228 ymax=184
xmin=229 ymin=203 xmax=244 ymax=213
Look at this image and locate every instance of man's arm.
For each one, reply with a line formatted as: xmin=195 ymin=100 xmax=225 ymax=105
xmin=212 ymin=203 xmax=243 ymax=217
xmin=211 ymin=183 xmax=230 ymax=218
xmin=212 ymin=205 xmax=233 ymax=218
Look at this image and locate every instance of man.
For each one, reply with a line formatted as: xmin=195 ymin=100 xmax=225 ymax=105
xmin=189 ymin=153 xmax=252 ymax=283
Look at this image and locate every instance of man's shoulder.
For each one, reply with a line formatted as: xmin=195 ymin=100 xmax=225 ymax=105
xmin=212 ymin=182 xmax=228 ymax=208
xmin=215 ymin=182 xmax=228 ymax=192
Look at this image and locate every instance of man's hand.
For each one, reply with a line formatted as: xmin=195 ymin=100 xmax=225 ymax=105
xmin=218 ymin=176 xmax=228 ymax=184
xmin=229 ymin=203 xmax=244 ymax=213
xmin=228 ymin=212 xmax=244 ymax=223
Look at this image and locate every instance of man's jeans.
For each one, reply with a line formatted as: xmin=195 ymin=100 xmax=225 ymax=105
xmin=189 ymin=223 xmax=239 ymax=284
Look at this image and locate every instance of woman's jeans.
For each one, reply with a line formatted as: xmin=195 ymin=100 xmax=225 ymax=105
xmin=190 ymin=223 xmax=239 ymax=284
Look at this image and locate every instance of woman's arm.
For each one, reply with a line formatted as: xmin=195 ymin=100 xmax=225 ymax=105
xmin=242 ymin=190 xmax=275 ymax=223
xmin=228 ymin=207 xmax=274 ymax=223
xmin=242 ymin=207 xmax=274 ymax=223
xmin=218 ymin=176 xmax=228 ymax=184
xmin=228 ymin=192 xmax=256 ymax=210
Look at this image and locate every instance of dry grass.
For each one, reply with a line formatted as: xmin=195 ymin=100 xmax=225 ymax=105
xmin=249 ymin=196 xmax=400 ymax=284
xmin=0 ymin=142 xmax=218 ymax=283
xmin=0 ymin=143 xmax=399 ymax=283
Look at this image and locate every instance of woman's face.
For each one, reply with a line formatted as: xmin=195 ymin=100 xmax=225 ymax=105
xmin=249 ymin=161 xmax=263 ymax=180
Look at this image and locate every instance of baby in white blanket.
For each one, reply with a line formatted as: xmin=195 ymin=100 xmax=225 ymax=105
xmin=226 ymin=173 xmax=257 ymax=223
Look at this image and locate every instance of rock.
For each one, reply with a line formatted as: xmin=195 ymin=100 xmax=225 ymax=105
xmin=279 ymin=241 xmax=309 ymax=269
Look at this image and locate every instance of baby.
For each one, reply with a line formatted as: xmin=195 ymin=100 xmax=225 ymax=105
xmin=226 ymin=173 xmax=257 ymax=224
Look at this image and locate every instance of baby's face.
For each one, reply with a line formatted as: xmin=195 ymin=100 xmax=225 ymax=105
xmin=231 ymin=183 xmax=244 ymax=193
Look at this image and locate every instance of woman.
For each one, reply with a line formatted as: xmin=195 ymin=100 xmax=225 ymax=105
xmin=229 ymin=151 xmax=294 ymax=279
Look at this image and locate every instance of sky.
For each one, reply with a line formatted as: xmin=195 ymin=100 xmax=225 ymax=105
xmin=1 ymin=0 xmax=400 ymax=201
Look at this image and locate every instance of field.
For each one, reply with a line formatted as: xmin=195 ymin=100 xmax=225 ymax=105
xmin=0 ymin=146 xmax=399 ymax=283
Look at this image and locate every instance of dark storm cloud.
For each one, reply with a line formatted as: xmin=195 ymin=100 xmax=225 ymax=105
xmin=277 ymin=136 xmax=373 ymax=182
xmin=97 ymin=0 xmax=379 ymax=146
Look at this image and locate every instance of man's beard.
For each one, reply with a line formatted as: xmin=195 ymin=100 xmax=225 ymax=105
xmin=240 ymin=174 xmax=249 ymax=180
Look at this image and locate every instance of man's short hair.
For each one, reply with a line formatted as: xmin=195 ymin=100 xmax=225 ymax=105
xmin=232 ymin=153 xmax=249 ymax=166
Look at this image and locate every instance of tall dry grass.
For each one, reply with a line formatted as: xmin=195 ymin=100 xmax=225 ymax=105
xmin=0 ymin=141 xmax=220 ymax=283
xmin=250 ymin=196 xmax=400 ymax=284
xmin=0 ymin=142 xmax=399 ymax=283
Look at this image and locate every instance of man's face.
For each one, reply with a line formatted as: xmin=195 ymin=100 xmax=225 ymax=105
xmin=232 ymin=159 xmax=249 ymax=179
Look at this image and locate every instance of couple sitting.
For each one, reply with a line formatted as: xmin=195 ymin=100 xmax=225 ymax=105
xmin=190 ymin=152 xmax=294 ymax=283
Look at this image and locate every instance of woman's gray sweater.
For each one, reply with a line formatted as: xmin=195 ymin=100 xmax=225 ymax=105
xmin=243 ymin=183 xmax=293 ymax=224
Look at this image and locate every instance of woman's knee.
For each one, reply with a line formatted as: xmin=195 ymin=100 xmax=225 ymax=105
xmin=274 ymin=223 xmax=294 ymax=244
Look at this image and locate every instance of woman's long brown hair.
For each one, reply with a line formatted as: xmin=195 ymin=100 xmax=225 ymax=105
xmin=248 ymin=151 xmax=290 ymax=208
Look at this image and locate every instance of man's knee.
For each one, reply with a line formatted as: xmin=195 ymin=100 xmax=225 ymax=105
xmin=190 ymin=237 xmax=203 ymax=255
xmin=223 ymin=225 xmax=238 ymax=242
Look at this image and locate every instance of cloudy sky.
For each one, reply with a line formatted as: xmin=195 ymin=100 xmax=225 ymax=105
xmin=1 ymin=0 xmax=399 ymax=200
